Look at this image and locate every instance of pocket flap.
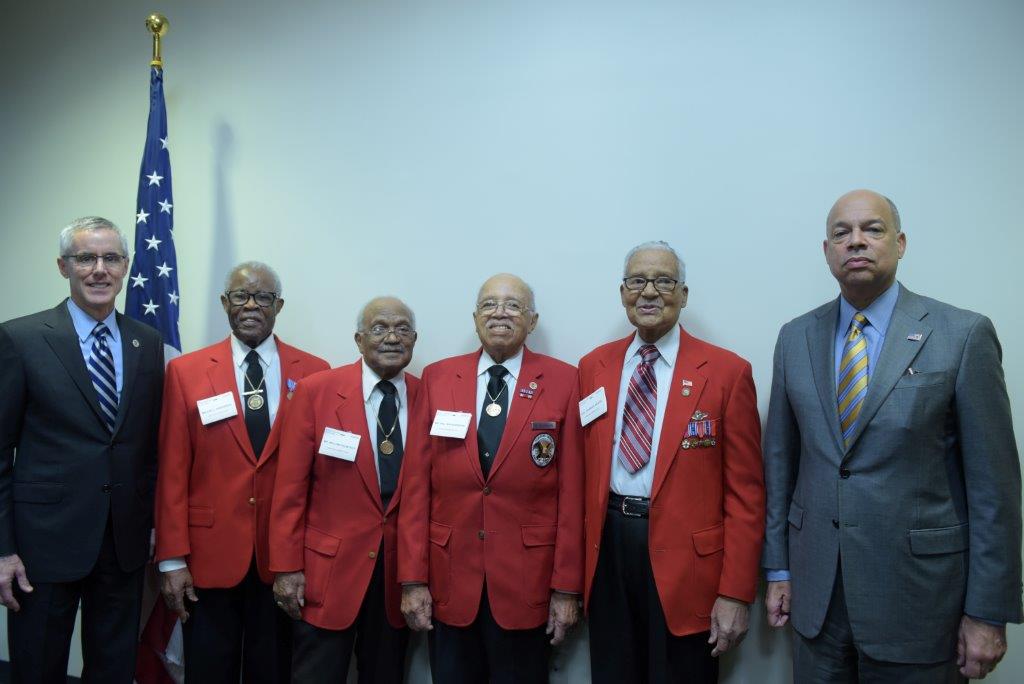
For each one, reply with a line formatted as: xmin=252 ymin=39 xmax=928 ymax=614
xmin=692 ymin=523 xmax=725 ymax=556
xmin=188 ymin=506 xmax=214 ymax=527
xmin=787 ymin=502 xmax=804 ymax=530
xmin=522 ymin=524 xmax=557 ymax=547
xmin=895 ymin=370 xmax=947 ymax=389
xmin=429 ymin=521 xmax=452 ymax=547
xmin=304 ymin=526 xmax=341 ymax=556
xmin=12 ymin=482 xmax=63 ymax=504
xmin=908 ymin=523 xmax=969 ymax=556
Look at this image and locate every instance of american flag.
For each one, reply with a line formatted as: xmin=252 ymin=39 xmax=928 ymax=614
xmin=126 ymin=66 xmax=181 ymax=358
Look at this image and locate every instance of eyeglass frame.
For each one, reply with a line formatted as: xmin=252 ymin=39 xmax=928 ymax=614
xmin=475 ymin=299 xmax=532 ymax=316
xmin=61 ymin=252 xmax=129 ymax=271
xmin=361 ymin=324 xmax=416 ymax=340
xmin=621 ymin=276 xmax=680 ymax=294
xmin=224 ymin=290 xmax=280 ymax=308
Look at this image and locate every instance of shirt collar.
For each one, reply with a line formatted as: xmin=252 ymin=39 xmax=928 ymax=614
xmin=626 ymin=323 xmax=680 ymax=368
xmin=66 ymin=298 xmax=119 ymax=345
xmin=231 ymin=333 xmax=278 ymax=369
xmin=477 ymin=346 xmax=524 ymax=381
xmin=838 ymin=281 xmax=900 ymax=336
xmin=362 ymin=360 xmax=407 ymax=403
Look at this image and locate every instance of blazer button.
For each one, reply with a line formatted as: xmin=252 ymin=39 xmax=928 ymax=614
xmin=832 ymin=519 xmax=839 ymax=529
xmin=478 ymin=530 xmax=485 ymax=540
xmin=483 ymin=487 xmax=492 ymax=495
xmin=248 ymin=497 xmax=256 ymax=505
xmin=839 ymin=468 xmax=851 ymax=479
xmin=101 ymin=484 xmax=112 ymax=493
xmin=369 ymin=551 xmax=377 ymax=559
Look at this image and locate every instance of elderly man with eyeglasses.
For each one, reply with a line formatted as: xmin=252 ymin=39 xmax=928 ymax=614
xmin=398 ymin=273 xmax=584 ymax=684
xmin=578 ymin=241 xmax=765 ymax=683
xmin=268 ymin=296 xmax=420 ymax=684
xmin=154 ymin=261 xmax=328 ymax=683
xmin=0 ymin=216 xmax=165 ymax=683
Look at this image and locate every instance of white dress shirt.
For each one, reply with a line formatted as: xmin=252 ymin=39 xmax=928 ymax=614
xmin=362 ymin=362 xmax=409 ymax=487
xmin=475 ymin=348 xmax=523 ymax=426
xmin=609 ymin=324 xmax=680 ymax=497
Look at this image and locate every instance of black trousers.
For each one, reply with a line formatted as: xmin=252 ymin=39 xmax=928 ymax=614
xmin=7 ymin=516 xmax=144 ymax=684
xmin=429 ymin=587 xmax=551 ymax=684
xmin=291 ymin=549 xmax=409 ymax=684
xmin=588 ymin=507 xmax=718 ymax=684
xmin=182 ymin=557 xmax=291 ymax=683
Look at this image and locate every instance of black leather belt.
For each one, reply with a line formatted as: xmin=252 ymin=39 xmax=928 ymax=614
xmin=608 ymin=492 xmax=650 ymax=519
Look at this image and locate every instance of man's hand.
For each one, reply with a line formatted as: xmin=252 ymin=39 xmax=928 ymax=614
xmin=273 ymin=571 xmax=306 ymax=620
xmin=160 ymin=566 xmax=198 ymax=623
xmin=765 ymin=580 xmax=791 ymax=628
xmin=0 ymin=554 xmax=33 ymax=612
xmin=401 ymin=584 xmax=433 ymax=631
xmin=957 ymin=614 xmax=1007 ymax=679
xmin=546 ymin=592 xmax=580 ymax=645
xmin=708 ymin=596 xmax=750 ymax=657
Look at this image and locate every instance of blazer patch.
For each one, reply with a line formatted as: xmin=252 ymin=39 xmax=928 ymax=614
xmin=531 ymin=433 xmax=556 ymax=467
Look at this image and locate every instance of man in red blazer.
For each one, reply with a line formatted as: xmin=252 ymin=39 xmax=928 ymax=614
xmin=398 ymin=273 xmax=584 ymax=684
xmin=579 ymin=242 xmax=764 ymax=683
xmin=154 ymin=262 xmax=329 ymax=683
xmin=269 ymin=296 xmax=419 ymax=684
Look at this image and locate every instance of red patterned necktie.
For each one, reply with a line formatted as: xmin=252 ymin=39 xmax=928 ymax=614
xmin=617 ymin=344 xmax=660 ymax=473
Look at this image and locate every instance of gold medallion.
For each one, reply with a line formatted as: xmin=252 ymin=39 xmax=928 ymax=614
xmin=485 ymin=402 xmax=502 ymax=418
xmin=247 ymin=393 xmax=265 ymax=411
xmin=379 ymin=439 xmax=395 ymax=455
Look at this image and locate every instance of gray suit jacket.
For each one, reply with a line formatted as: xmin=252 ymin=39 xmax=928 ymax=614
xmin=762 ymin=284 xmax=1022 ymax=663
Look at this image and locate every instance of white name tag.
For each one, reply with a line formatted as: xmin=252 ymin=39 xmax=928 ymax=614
xmin=319 ymin=428 xmax=361 ymax=461
xmin=578 ymin=386 xmax=608 ymax=427
xmin=197 ymin=391 xmax=238 ymax=425
xmin=430 ymin=410 xmax=472 ymax=439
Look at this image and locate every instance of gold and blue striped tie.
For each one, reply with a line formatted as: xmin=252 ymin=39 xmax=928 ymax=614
xmin=838 ymin=313 xmax=869 ymax=447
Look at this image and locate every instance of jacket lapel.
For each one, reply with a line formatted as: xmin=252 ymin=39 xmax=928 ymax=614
xmin=806 ymin=299 xmax=845 ymax=456
xmin=843 ymin=287 xmax=931 ymax=455
xmin=111 ymin=314 xmax=141 ymax=437
xmin=41 ymin=303 xmax=107 ymax=430
xmin=386 ymin=374 xmax=420 ymax=515
xmin=206 ymin=338 xmax=257 ymax=463
xmin=488 ymin=348 xmax=543 ymax=480
xmin=258 ymin=337 xmax=296 ymax=466
xmin=589 ymin=336 xmax=631 ymax=504
xmin=454 ymin=352 xmax=485 ymax=486
xmin=651 ymin=328 xmax=707 ymax=502
xmin=335 ymin=361 xmax=383 ymax=510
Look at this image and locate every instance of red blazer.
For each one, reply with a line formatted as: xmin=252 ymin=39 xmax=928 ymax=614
xmin=579 ymin=326 xmax=764 ymax=637
xmin=154 ymin=337 xmax=329 ymax=588
xmin=397 ymin=348 xmax=584 ymax=630
xmin=268 ymin=360 xmax=420 ymax=630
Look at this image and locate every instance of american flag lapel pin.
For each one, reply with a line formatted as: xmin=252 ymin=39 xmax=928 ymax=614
xmin=907 ymin=333 xmax=923 ymax=341
xmin=681 ymin=379 xmax=693 ymax=397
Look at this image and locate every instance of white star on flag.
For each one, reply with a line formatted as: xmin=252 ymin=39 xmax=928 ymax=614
xmin=146 ymin=171 xmax=163 ymax=186
xmin=158 ymin=199 xmax=173 ymax=214
xmin=143 ymin=300 xmax=160 ymax=315
xmin=156 ymin=262 xmax=173 ymax=278
xmin=168 ymin=291 xmax=180 ymax=305
xmin=145 ymin=236 xmax=162 ymax=251
xmin=130 ymin=273 xmax=149 ymax=288
xmin=136 ymin=209 xmax=149 ymax=224
xmin=159 ymin=137 xmax=168 ymax=149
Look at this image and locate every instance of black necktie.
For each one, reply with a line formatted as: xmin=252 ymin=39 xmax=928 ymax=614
xmin=244 ymin=350 xmax=271 ymax=456
xmin=477 ymin=365 xmax=509 ymax=479
xmin=376 ymin=380 xmax=403 ymax=504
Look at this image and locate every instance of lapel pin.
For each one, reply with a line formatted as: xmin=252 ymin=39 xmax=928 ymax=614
xmin=286 ymin=378 xmax=297 ymax=399
xmin=132 ymin=339 xmax=140 ymax=348
xmin=691 ymin=410 xmax=708 ymax=420
xmin=529 ymin=381 xmax=538 ymax=390
xmin=682 ymin=379 xmax=693 ymax=396
xmin=907 ymin=333 xmax=923 ymax=341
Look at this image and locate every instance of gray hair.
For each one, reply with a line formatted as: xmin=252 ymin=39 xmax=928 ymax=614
xmin=356 ymin=297 xmax=417 ymax=332
xmin=59 ymin=216 xmax=129 ymax=257
xmin=883 ymin=195 xmax=902 ymax=233
xmin=623 ymin=241 xmax=686 ymax=283
xmin=224 ymin=261 xmax=283 ymax=295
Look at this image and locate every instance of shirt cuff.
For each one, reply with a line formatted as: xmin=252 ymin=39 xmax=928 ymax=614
xmin=158 ymin=557 xmax=188 ymax=573
xmin=765 ymin=569 xmax=792 ymax=582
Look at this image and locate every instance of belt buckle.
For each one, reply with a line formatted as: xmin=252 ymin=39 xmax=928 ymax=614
xmin=621 ymin=495 xmax=644 ymax=518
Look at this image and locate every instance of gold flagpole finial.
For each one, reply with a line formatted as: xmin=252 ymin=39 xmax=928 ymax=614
xmin=145 ymin=14 xmax=169 ymax=68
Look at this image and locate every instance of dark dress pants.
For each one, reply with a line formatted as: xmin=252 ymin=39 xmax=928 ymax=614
xmin=429 ymin=586 xmax=551 ymax=684
xmin=7 ymin=516 xmax=145 ymax=684
xmin=588 ymin=505 xmax=718 ymax=684
xmin=182 ymin=557 xmax=291 ymax=683
xmin=290 ymin=546 xmax=409 ymax=684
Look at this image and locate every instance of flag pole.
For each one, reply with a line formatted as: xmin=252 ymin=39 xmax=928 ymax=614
xmin=145 ymin=14 xmax=168 ymax=68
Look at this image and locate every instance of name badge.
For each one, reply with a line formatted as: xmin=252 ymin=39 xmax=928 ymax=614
xmin=578 ymin=387 xmax=608 ymax=427
xmin=430 ymin=410 xmax=472 ymax=439
xmin=197 ymin=391 xmax=238 ymax=425
xmin=319 ymin=428 xmax=360 ymax=461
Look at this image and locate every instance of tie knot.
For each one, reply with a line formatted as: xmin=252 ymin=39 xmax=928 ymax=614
xmin=92 ymin=322 xmax=110 ymax=341
xmin=377 ymin=380 xmax=397 ymax=396
xmin=638 ymin=344 xmax=660 ymax=364
xmin=852 ymin=313 xmax=868 ymax=331
xmin=245 ymin=349 xmax=261 ymax=367
xmin=487 ymin=365 xmax=508 ymax=381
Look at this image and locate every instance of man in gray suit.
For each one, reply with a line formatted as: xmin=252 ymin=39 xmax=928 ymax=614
xmin=762 ymin=189 xmax=1021 ymax=681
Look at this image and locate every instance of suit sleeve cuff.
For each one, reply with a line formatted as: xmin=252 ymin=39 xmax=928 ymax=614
xmin=765 ymin=569 xmax=791 ymax=582
xmin=967 ymin=614 xmax=1006 ymax=628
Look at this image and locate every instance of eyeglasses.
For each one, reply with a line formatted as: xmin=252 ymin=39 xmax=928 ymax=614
xmin=63 ymin=253 xmax=128 ymax=271
xmin=364 ymin=324 xmax=415 ymax=339
xmin=225 ymin=290 xmax=279 ymax=308
xmin=476 ymin=300 xmax=529 ymax=316
xmin=622 ymin=276 xmax=679 ymax=293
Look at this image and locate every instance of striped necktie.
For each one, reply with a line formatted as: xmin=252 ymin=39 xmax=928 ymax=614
xmin=88 ymin=322 xmax=119 ymax=432
xmin=838 ymin=313 xmax=869 ymax=447
xmin=617 ymin=344 xmax=660 ymax=473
